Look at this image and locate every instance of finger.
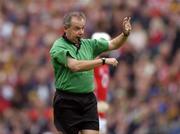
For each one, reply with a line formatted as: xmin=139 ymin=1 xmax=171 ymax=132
xmin=124 ymin=17 xmax=128 ymax=20
xmin=114 ymin=60 xmax=118 ymax=66
xmin=123 ymin=17 xmax=130 ymax=26
xmin=128 ymin=17 xmax=131 ymax=22
xmin=123 ymin=17 xmax=128 ymax=22
xmin=123 ymin=20 xmax=128 ymax=26
xmin=114 ymin=63 xmax=118 ymax=66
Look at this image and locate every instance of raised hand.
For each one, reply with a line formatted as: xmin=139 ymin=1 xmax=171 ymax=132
xmin=122 ymin=17 xmax=132 ymax=36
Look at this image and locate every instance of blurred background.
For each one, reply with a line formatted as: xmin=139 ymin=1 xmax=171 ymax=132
xmin=0 ymin=0 xmax=179 ymax=134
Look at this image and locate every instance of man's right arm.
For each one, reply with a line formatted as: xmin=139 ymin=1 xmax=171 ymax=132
xmin=67 ymin=57 xmax=118 ymax=72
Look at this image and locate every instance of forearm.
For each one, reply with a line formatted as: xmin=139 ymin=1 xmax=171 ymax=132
xmin=109 ymin=33 xmax=128 ymax=50
xmin=67 ymin=57 xmax=103 ymax=72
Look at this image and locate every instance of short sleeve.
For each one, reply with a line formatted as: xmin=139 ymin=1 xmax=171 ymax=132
xmin=50 ymin=40 xmax=74 ymax=67
xmin=91 ymin=39 xmax=109 ymax=58
xmin=50 ymin=48 xmax=69 ymax=67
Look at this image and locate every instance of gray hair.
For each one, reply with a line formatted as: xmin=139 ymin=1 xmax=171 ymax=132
xmin=63 ymin=11 xmax=86 ymax=28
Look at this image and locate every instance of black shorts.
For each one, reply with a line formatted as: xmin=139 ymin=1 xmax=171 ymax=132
xmin=53 ymin=90 xmax=99 ymax=134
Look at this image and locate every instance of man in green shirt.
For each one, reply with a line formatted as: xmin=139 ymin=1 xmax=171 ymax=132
xmin=50 ymin=11 xmax=131 ymax=134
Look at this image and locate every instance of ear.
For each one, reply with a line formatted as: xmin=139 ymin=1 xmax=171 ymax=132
xmin=64 ymin=27 xmax=68 ymax=33
xmin=64 ymin=25 xmax=68 ymax=29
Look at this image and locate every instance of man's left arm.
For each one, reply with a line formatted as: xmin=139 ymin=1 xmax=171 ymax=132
xmin=108 ymin=17 xmax=132 ymax=51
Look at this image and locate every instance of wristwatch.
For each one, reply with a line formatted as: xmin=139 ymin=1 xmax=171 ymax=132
xmin=101 ymin=58 xmax=106 ymax=65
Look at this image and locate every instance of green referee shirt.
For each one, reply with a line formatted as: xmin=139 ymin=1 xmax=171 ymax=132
xmin=50 ymin=35 xmax=109 ymax=93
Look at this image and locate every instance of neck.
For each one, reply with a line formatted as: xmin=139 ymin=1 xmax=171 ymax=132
xmin=63 ymin=33 xmax=81 ymax=46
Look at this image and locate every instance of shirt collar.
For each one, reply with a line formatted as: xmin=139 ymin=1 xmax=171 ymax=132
xmin=63 ymin=33 xmax=76 ymax=45
xmin=62 ymin=33 xmax=81 ymax=54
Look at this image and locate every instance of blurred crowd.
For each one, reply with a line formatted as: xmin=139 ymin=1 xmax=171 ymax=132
xmin=0 ymin=0 xmax=179 ymax=134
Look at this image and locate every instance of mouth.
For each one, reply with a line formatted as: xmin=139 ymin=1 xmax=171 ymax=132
xmin=72 ymin=37 xmax=81 ymax=44
xmin=77 ymin=36 xmax=82 ymax=39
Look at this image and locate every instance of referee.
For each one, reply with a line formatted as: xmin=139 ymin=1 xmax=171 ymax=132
xmin=50 ymin=11 xmax=131 ymax=134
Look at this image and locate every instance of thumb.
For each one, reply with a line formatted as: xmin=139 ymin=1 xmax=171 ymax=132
xmin=128 ymin=17 xmax=131 ymax=22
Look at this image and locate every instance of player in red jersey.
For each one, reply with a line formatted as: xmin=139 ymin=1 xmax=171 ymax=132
xmin=92 ymin=32 xmax=111 ymax=134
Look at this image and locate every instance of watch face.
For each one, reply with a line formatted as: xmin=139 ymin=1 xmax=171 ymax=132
xmin=102 ymin=58 xmax=105 ymax=64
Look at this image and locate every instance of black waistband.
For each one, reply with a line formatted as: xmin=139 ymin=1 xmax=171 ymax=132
xmin=56 ymin=89 xmax=93 ymax=96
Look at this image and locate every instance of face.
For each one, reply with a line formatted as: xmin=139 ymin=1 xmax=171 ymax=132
xmin=65 ymin=17 xmax=85 ymax=44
